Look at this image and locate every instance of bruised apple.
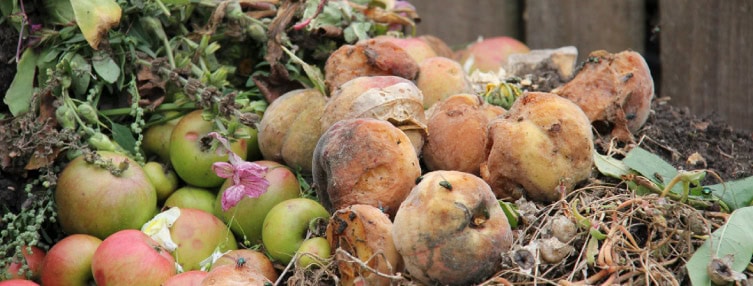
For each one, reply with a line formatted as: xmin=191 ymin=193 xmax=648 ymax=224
xmin=162 ymin=271 xmax=207 ymax=286
xmin=169 ymin=208 xmax=237 ymax=271
xmin=456 ymin=36 xmax=530 ymax=73
xmin=210 ymin=249 xmax=278 ymax=282
xmin=553 ymin=50 xmax=654 ymax=141
xmin=91 ymin=230 xmax=176 ymax=286
xmin=261 ymin=198 xmax=329 ymax=264
xmin=324 ymin=38 xmax=419 ymax=92
xmin=257 ymin=89 xmax=326 ymax=173
xmin=56 ymin=151 xmax=156 ymax=239
xmin=313 ymin=118 xmax=420 ymax=216
xmin=422 ymin=94 xmax=504 ymax=175
xmin=481 ymin=92 xmax=594 ymax=202
xmin=392 ymin=171 xmax=513 ymax=285
xmin=326 ymin=204 xmax=402 ymax=286
xmin=321 ymin=76 xmax=427 ymax=153
xmin=201 ymin=260 xmax=271 ymax=286
xmin=416 ymin=57 xmax=472 ymax=109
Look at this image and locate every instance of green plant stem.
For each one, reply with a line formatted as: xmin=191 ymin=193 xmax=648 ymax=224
xmin=99 ymin=103 xmax=197 ymax=117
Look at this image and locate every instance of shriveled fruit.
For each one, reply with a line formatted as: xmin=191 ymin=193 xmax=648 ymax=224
xmin=258 ymin=88 xmax=326 ymax=173
xmin=313 ymin=118 xmax=420 ymax=217
xmin=324 ymin=38 xmax=419 ymax=93
xmin=416 ymin=57 xmax=472 ymax=109
xmin=321 ymin=76 xmax=427 ymax=153
xmin=326 ymin=204 xmax=402 ymax=286
xmin=553 ymin=50 xmax=654 ymax=141
xmin=481 ymin=92 xmax=594 ymax=202
xmin=422 ymin=94 xmax=504 ymax=175
xmin=372 ymin=35 xmax=438 ymax=63
xmin=392 ymin=171 xmax=513 ymax=285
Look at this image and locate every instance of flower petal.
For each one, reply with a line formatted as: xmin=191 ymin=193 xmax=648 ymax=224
xmin=141 ymin=207 xmax=181 ymax=252
xmin=207 ymin=132 xmax=232 ymax=156
xmin=221 ymin=185 xmax=246 ymax=211
xmin=212 ymin=162 xmax=235 ymax=179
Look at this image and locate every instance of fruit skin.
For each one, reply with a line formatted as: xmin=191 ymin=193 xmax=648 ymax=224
xmin=0 ymin=280 xmax=39 ymax=286
xmin=480 ymin=92 xmax=594 ymax=202
xmin=163 ymin=186 xmax=216 ymax=215
xmin=142 ymin=114 xmax=181 ymax=162
xmin=296 ymin=237 xmax=331 ymax=268
xmin=455 ymin=36 xmax=530 ymax=73
xmin=169 ymin=208 xmax=238 ymax=271
xmin=326 ymin=204 xmax=402 ymax=286
xmin=162 ymin=270 xmax=207 ymax=286
xmin=91 ymin=229 xmax=176 ymax=286
xmin=2 ymin=246 xmax=45 ymax=281
xmin=422 ymin=94 xmax=505 ymax=175
xmin=201 ymin=263 xmax=271 ymax=286
xmin=169 ymin=110 xmax=247 ymax=188
xmin=143 ymin=161 xmax=179 ymax=201
xmin=313 ymin=118 xmax=421 ymax=217
xmin=257 ymin=89 xmax=326 ymax=173
xmin=214 ymin=160 xmax=300 ymax=244
xmin=373 ymin=35 xmax=438 ymax=63
xmin=210 ymin=249 xmax=278 ymax=282
xmin=40 ymin=234 xmax=102 ymax=286
xmin=56 ymin=151 xmax=157 ymax=239
xmin=324 ymin=38 xmax=419 ymax=93
xmin=261 ymin=198 xmax=329 ymax=264
xmin=416 ymin=57 xmax=472 ymax=109
xmin=392 ymin=171 xmax=513 ymax=286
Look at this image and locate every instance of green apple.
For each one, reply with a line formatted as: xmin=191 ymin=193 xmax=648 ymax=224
xmin=262 ymin=198 xmax=329 ymax=264
xmin=296 ymin=237 xmax=331 ymax=268
xmin=143 ymin=162 xmax=179 ymax=201
xmin=142 ymin=113 xmax=181 ymax=162
xmin=169 ymin=110 xmax=247 ymax=188
xmin=164 ymin=186 xmax=216 ymax=215
xmin=169 ymin=208 xmax=237 ymax=271
xmin=215 ymin=161 xmax=300 ymax=244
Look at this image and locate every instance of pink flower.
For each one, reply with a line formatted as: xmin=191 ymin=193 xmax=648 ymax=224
xmin=208 ymin=132 xmax=270 ymax=211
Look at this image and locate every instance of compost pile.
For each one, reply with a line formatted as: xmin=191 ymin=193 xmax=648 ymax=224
xmin=1 ymin=0 xmax=752 ymax=285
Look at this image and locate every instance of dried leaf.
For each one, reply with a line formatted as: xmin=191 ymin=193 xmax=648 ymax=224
xmin=70 ymin=0 xmax=122 ymax=49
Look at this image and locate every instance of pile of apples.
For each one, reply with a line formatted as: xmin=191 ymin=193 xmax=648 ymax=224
xmin=2 ymin=32 xmax=655 ymax=285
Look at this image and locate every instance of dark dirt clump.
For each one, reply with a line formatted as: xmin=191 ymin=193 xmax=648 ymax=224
xmin=637 ymin=98 xmax=753 ymax=181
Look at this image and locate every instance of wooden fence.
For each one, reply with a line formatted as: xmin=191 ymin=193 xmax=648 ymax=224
xmin=410 ymin=0 xmax=753 ymax=132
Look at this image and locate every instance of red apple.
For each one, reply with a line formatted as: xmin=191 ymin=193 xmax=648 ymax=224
xmin=40 ymin=234 xmax=102 ymax=286
xmin=215 ymin=161 xmax=300 ymax=244
xmin=162 ymin=270 xmax=207 ymax=286
xmin=455 ymin=36 xmax=530 ymax=73
xmin=0 ymin=280 xmax=39 ymax=286
xmin=169 ymin=208 xmax=237 ymax=271
xmin=91 ymin=230 xmax=176 ymax=286
xmin=169 ymin=110 xmax=248 ymax=188
xmin=210 ymin=249 xmax=278 ymax=282
xmin=56 ymin=151 xmax=157 ymax=239
xmin=2 ymin=246 xmax=45 ymax=281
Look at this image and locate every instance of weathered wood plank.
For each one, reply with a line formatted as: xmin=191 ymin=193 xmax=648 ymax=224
xmin=524 ymin=0 xmax=646 ymax=61
xmin=660 ymin=0 xmax=753 ymax=131
xmin=410 ymin=0 xmax=521 ymax=48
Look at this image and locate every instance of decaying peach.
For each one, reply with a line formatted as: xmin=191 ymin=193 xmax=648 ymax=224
xmin=553 ymin=50 xmax=654 ymax=141
xmin=392 ymin=171 xmax=513 ymax=285
xmin=324 ymin=38 xmax=419 ymax=93
xmin=372 ymin=35 xmax=438 ymax=64
xmin=312 ymin=118 xmax=420 ymax=217
xmin=455 ymin=36 xmax=530 ymax=73
xmin=422 ymin=94 xmax=504 ymax=175
xmin=257 ymin=88 xmax=326 ymax=173
xmin=326 ymin=204 xmax=402 ymax=286
xmin=321 ymin=76 xmax=427 ymax=153
xmin=481 ymin=92 xmax=594 ymax=202
xmin=416 ymin=57 xmax=473 ymax=109
xmin=418 ymin=35 xmax=455 ymax=59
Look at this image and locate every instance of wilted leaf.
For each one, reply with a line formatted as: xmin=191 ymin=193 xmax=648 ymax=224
xmin=705 ymin=177 xmax=753 ymax=210
xmin=92 ymin=50 xmax=120 ymax=84
xmin=4 ymin=49 xmax=38 ymax=116
xmin=623 ymin=146 xmax=683 ymax=194
xmin=70 ymin=0 xmax=122 ymax=49
xmin=686 ymin=206 xmax=753 ymax=286
xmin=593 ymin=150 xmax=632 ymax=179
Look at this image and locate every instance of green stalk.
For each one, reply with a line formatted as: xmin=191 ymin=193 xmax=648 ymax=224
xmin=99 ymin=103 xmax=197 ymax=117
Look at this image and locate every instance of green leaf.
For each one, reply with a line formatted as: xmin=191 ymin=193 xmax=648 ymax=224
xmin=280 ymin=46 xmax=326 ymax=96
xmin=161 ymin=0 xmax=190 ymax=5
xmin=499 ymin=201 xmax=519 ymax=229
xmin=4 ymin=49 xmax=38 ymax=116
xmin=344 ymin=22 xmax=372 ymax=43
xmin=92 ymin=50 xmax=120 ymax=84
xmin=69 ymin=53 xmax=92 ymax=96
xmin=43 ymin=0 xmax=76 ymax=26
xmin=705 ymin=177 xmax=753 ymax=210
xmin=623 ymin=147 xmax=683 ymax=194
xmin=70 ymin=0 xmax=122 ymax=49
xmin=593 ymin=150 xmax=632 ymax=179
xmin=111 ymin=122 xmax=136 ymax=153
xmin=686 ymin=206 xmax=753 ymax=286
